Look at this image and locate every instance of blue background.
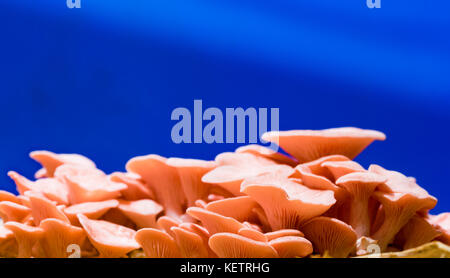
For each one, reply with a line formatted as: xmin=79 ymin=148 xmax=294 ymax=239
xmin=0 ymin=1 xmax=449 ymax=212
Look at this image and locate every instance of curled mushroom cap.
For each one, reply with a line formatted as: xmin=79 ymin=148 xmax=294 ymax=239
xmin=202 ymin=152 xmax=294 ymax=196
xmin=209 ymin=233 xmax=279 ymax=258
xmin=395 ymin=215 xmax=441 ymax=250
xmin=26 ymin=191 xmax=70 ymax=225
xmin=30 ymin=150 xmax=96 ymax=178
xmin=335 ymin=172 xmax=386 ymax=237
xmin=166 ymin=158 xmax=216 ymax=206
xmin=77 ymin=214 xmax=139 ymax=258
xmin=109 ymin=172 xmax=154 ymax=201
xmin=126 ymin=155 xmax=186 ymax=219
xmin=0 ymin=201 xmax=31 ymax=223
xmin=157 ymin=216 xmax=181 ymax=237
xmin=321 ymin=160 xmax=365 ymax=180
xmin=205 ymin=196 xmax=259 ymax=222
xmin=235 ymin=144 xmax=298 ymax=166
xmin=4 ymin=222 xmax=44 ymax=258
xmin=186 ymin=207 xmax=245 ymax=235
xmin=269 ymin=236 xmax=313 ymax=258
xmin=7 ymin=171 xmax=69 ymax=205
xmin=301 ymin=216 xmax=357 ymax=258
xmin=135 ymin=228 xmax=181 ymax=258
xmin=60 ymin=165 xmax=127 ymax=204
xmin=39 ymin=218 xmax=87 ymax=258
xmin=262 ymin=127 xmax=386 ymax=163
xmin=371 ymin=191 xmax=437 ymax=251
xmin=118 ymin=199 xmax=163 ymax=229
xmin=63 ymin=199 xmax=119 ymax=226
xmin=241 ymin=172 xmax=335 ymax=230
xmin=171 ymin=226 xmax=209 ymax=258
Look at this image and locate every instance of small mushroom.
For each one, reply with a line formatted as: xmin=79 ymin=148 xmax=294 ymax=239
xmin=29 ymin=150 xmax=96 ymax=178
xmin=39 ymin=218 xmax=87 ymax=258
xmin=77 ymin=214 xmax=139 ymax=258
xmin=301 ymin=216 xmax=357 ymax=258
xmin=0 ymin=190 xmax=21 ymax=204
xmin=4 ymin=222 xmax=44 ymax=258
xmin=63 ymin=199 xmax=119 ymax=226
xmin=209 ymin=233 xmax=279 ymax=258
xmin=166 ymin=158 xmax=217 ymax=206
xmin=269 ymin=236 xmax=313 ymax=258
xmin=157 ymin=216 xmax=181 ymax=237
xmin=394 ymin=215 xmax=441 ymax=250
xmin=134 ymin=228 xmax=181 ymax=258
xmin=118 ymin=199 xmax=163 ymax=229
xmin=187 ymin=207 xmax=245 ymax=235
xmin=109 ymin=172 xmax=154 ymax=201
xmin=241 ymin=172 xmax=335 ymax=230
xmin=205 ymin=196 xmax=259 ymax=222
xmin=235 ymin=144 xmax=298 ymax=166
xmin=335 ymin=172 xmax=386 ymax=237
xmin=0 ymin=201 xmax=31 ymax=223
xmin=238 ymin=227 xmax=268 ymax=242
xmin=126 ymin=155 xmax=187 ymax=219
xmin=371 ymin=191 xmax=437 ymax=251
xmin=262 ymin=127 xmax=386 ymax=163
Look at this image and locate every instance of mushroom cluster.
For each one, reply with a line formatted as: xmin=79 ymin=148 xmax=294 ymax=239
xmin=0 ymin=127 xmax=449 ymax=258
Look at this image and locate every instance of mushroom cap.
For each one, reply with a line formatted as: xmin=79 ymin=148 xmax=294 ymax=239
xmin=26 ymin=191 xmax=70 ymax=225
xmin=262 ymin=127 xmax=386 ymax=163
xmin=29 ymin=150 xmax=96 ymax=178
xmin=209 ymin=233 xmax=279 ymax=258
xmin=39 ymin=218 xmax=87 ymax=258
xmin=157 ymin=216 xmax=181 ymax=237
xmin=238 ymin=227 xmax=268 ymax=242
xmin=77 ymin=214 xmax=139 ymax=258
xmin=109 ymin=172 xmax=154 ymax=201
xmin=321 ymin=160 xmax=365 ymax=180
xmin=205 ymin=196 xmax=259 ymax=222
xmin=118 ymin=199 xmax=163 ymax=229
xmin=241 ymin=172 xmax=335 ymax=230
xmin=0 ymin=190 xmax=21 ymax=204
xmin=235 ymin=144 xmax=298 ymax=166
xmin=269 ymin=236 xmax=313 ymax=258
xmin=166 ymin=157 xmax=216 ymax=206
xmin=368 ymin=165 xmax=432 ymax=199
xmin=265 ymin=229 xmax=304 ymax=241
xmin=171 ymin=226 xmax=209 ymax=258
xmin=301 ymin=216 xmax=357 ymax=258
xmin=0 ymin=225 xmax=17 ymax=258
xmin=125 ymin=154 xmax=186 ymax=218
xmin=64 ymin=199 xmax=119 ymax=226
xmin=7 ymin=171 xmax=69 ymax=205
xmin=60 ymin=165 xmax=126 ymax=204
xmin=336 ymin=172 xmax=386 ymax=193
xmin=186 ymin=207 xmax=245 ymax=235
xmin=134 ymin=228 xmax=181 ymax=258
xmin=0 ymin=201 xmax=31 ymax=223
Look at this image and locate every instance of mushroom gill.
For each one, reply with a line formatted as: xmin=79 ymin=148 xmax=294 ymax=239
xmin=241 ymin=172 xmax=335 ymax=230
xmin=134 ymin=228 xmax=181 ymax=258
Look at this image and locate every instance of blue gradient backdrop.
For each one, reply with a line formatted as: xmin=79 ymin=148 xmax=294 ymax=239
xmin=0 ymin=1 xmax=449 ymax=212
